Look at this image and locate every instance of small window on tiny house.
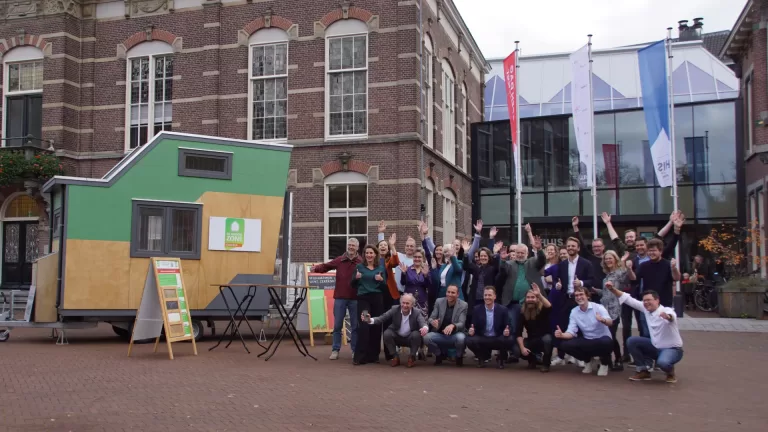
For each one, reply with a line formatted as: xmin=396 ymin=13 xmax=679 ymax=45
xmin=130 ymin=200 xmax=202 ymax=259
xmin=178 ymin=148 xmax=233 ymax=180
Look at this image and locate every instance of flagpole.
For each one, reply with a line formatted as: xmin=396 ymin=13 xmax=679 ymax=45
xmin=588 ymin=34 xmax=597 ymax=235
xmin=667 ymin=27 xmax=681 ymax=297
xmin=515 ymin=40 xmax=522 ymax=243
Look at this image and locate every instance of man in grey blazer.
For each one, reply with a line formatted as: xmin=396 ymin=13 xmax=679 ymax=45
xmin=424 ymin=285 xmax=468 ymax=367
xmin=365 ymin=293 xmax=428 ymax=368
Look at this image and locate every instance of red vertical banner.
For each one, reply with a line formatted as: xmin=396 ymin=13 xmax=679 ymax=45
xmin=503 ymin=52 xmax=517 ymax=150
xmin=602 ymin=144 xmax=618 ymax=186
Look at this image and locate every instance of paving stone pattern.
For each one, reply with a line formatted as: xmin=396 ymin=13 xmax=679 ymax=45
xmin=0 ymin=324 xmax=766 ymax=432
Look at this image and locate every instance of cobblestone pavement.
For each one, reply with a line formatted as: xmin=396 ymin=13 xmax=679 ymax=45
xmin=0 ymin=324 xmax=766 ymax=432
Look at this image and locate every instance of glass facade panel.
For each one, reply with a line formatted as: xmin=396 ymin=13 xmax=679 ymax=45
xmin=522 ymin=194 xmax=545 ymax=218
xmin=548 ymin=192 xmax=579 ymax=217
xmin=616 ymin=111 xmax=654 ymax=186
xmin=692 ymin=103 xmax=736 ymax=183
xmin=696 ymin=184 xmax=738 ymax=219
xmin=582 ymin=189 xmax=617 ymax=216
xmin=619 ymin=188 xmax=655 ymax=215
xmin=657 ymin=186 xmax=695 ymax=216
xmin=673 ymin=106 xmax=694 ymax=184
xmin=480 ymin=194 xmax=511 ymax=225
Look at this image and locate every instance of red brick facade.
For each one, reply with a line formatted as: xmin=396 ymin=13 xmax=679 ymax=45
xmin=0 ymin=0 xmax=487 ymax=263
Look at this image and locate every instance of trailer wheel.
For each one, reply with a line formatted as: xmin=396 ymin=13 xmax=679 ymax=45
xmin=112 ymin=325 xmax=130 ymax=340
xmin=0 ymin=329 xmax=9 ymax=342
xmin=191 ymin=320 xmax=204 ymax=342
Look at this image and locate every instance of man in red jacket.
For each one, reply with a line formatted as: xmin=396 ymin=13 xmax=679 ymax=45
xmin=312 ymin=238 xmax=362 ymax=360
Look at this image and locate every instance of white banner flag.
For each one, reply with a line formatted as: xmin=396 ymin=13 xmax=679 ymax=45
xmin=570 ymin=44 xmax=594 ymax=188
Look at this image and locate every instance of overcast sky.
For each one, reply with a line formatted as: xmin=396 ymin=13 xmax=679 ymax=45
xmin=454 ymin=0 xmax=745 ymax=59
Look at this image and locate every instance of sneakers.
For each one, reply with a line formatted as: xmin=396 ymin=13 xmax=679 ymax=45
xmin=666 ymin=367 xmax=677 ymax=383
xmin=581 ymin=359 xmax=595 ymax=374
xmin=577 ymin=360 xmax=586 ymax=368
xmin=391 ymin=357 xmax=401 ymax=367
xmin=666 ymin=373 xmax=677 ymax=383
xmin=407 ymin=356 xmax=416 ymax=368
xmin=550 ymin=357 xmax=565 ymax=366
xmin=565 ymin=355 xmax=577 ymax=364
xmin=629 ymin=370 xmax=652 ymax=381
xmin=329 ymin=351 xmax=339 ymax=360
xmin=597 ymin=364 xmax=609 ymax=376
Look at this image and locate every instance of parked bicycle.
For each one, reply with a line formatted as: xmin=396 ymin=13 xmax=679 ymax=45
xmin=692 ymin=272 xmax=725 ymax=313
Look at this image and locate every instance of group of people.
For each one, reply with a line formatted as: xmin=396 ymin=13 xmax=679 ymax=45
xmin=311 ymin=211 xmax=686 ymax=382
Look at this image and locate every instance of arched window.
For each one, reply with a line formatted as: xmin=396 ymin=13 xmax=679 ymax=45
xmin=324 ymin=171 xmax=368 ymax=261
xmin=124 ymin=41 xmax=174 ymax=151
xmin=4 ymin=194 xmax=40 ymax=219
xmin=423 ymin=34 xmax=434 ymax=148
xmin=442 ymin=188 xmax=456 ymax=244
xmin=442 ymin=60 xmax=456 ymax=164
xmin=325 ymin=19 xmax=368 ymax=139
xmin=461 ymin=82 xmax=468 ymax=171
xmin=2 ymin=46 xmax=44 ymax=147
xmin=424 ymin=178 xmax=435 ymax=238
xmin=248 ymin=28 xmax=289 ymax=141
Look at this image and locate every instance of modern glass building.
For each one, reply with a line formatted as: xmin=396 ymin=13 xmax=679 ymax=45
xmin=471 ymin=34 xmax=744 ymax=264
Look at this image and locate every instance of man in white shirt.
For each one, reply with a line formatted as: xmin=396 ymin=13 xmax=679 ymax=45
xmin=604 ymin=282 xmax=684 ymax=383
xmin=365 ymin=293 xmax=428 ymax=368
xmin=554 ymin=286 xmax=614 ymax=377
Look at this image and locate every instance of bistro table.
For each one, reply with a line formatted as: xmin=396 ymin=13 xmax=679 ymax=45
xmin=257 ymin=284 xmax=317 ymax=361
xmin=208 ymin=284 xmax=265 ymax=353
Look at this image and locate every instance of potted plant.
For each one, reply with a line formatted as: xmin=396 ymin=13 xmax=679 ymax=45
xmin=0 ymin=149 xmax=64 ymax=190
xmin=699 ymin=222 xmax=768 ymax=319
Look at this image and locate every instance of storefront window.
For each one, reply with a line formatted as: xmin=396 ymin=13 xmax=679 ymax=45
xmin=696 ymin=184 xmax=738 ymax=219
xmin=619 ymin=188 xmax=655 ymax=215
xmin=480 ymin=194 xmax=511 ymax=226
xmin=522 ymin=193 xmax=545 ymax=218
xmin=656 ymin=185 xmax=695 ymax=216
xmin=692 ymin=103 xmax=736 ymax=183
xmin=582 ymin=189 xmax=617 ymax=216
xmin=548 ymin=191 xmax=580 ymax=217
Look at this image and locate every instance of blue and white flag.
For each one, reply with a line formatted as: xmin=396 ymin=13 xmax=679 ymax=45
xmin=637 ymin=40 xmax=673 ymax=188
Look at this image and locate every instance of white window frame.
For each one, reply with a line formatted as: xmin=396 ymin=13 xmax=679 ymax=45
xmin=324 ymin=171 xmax=369 ymax=262
xmin=325 ymin=20 xmax=369 ymax=141
xmin=2 ymin=46 xmax=44 ymax=147
xmin=442 ymin=60 xmax=456 ymax=164
xmin=124 ymin=41 xmax=174 ymax=152
xmin=424 ymin=34 xmax=434 ymax=148
xmin=461 ymin=82 xmax=468 ymax=172
xmin=442 ymin=188 xmax=456 ymax=244
xmin=247 ymin=28 xmax=290 ymax=143
xmin=745 ymin=72 xmax=754 ymax=154
xmin=424 ymin=179 xmax=435 ymax=238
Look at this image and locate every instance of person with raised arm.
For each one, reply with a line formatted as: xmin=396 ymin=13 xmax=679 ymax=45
xmin=591 ymin=250 xmax=631 ymax=371
xmin=554 ymin=286 xmax=614 ymax=377
xmin=514 ymin=283 xmax=553 ymax=372
xmin=311 ymin=237 xmax=362 ymax=361
xmin=571 ymin=216 xmax=607 ymax=299
xmin=629 ymin=238 xmax=681 ymax=308
xmin=603 ymin=282 xmax=684 ymax=383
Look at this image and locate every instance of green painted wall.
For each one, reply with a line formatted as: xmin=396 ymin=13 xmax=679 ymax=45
xmin=65 ymin=138 xmax=290 ymax=242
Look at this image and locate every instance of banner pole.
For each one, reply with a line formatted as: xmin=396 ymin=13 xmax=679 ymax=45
xmin=515 ymin=41 xmax=522 ymax=244
xmin=588 ymin=34 xmax=598 ymax=235
xmin=667 ymin=28 xmax=682 ymax=298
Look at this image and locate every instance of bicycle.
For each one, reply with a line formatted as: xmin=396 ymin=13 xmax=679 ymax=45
xmin=692 ymin=272 xmax=724 ymax=313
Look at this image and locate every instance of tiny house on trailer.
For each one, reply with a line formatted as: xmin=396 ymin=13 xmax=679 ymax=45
xmin=36 ymin=132 xmax=292 ymax=340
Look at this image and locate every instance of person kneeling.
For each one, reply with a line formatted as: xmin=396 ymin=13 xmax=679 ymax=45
xmin=365 ymin=293 xmax=428 ymax=368
xmin=466 ymin=286 xmax=515 ymax=369
xmin=514 ymin=283 xmax=554 ymax=373
xmin=603 ymin=283 xmax=684 ymax=383
xmin=424 ymin=284 xmax=468 ymax=366
xmin=555 ymin=286 xmax=614 ymax=376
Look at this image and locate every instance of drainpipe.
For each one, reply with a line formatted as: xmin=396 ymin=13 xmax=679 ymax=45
xmin=418 ymin=0 xmax=425 ymax=224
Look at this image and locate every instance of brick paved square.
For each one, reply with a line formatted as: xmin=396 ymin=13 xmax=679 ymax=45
xmin=0 ymin=324 xmax=766 ymax=432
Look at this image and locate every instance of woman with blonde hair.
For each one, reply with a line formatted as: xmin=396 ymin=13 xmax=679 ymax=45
xmin=592 ymin=250 xmax=632 ymax=371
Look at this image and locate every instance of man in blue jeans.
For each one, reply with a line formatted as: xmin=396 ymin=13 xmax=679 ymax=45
xmin=424 ymin=285 xmax=468 ymax=366
xmin=604 ymin=283 xmax=684 ymax=383
xmin=311 ymin=238 xmax=362 ymax=360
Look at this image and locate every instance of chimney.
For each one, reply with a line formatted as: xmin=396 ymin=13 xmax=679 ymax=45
xmin=691 ymin=17 xmax=703 ymax=39
xmin=678 ymin=20 xmax=690 ymax=40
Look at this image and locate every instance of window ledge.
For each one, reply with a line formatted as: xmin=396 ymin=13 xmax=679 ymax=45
xmin=324 ymin=134 xmax=369 ymax=143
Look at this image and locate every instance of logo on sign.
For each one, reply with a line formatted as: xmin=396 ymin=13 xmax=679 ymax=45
xmin=225 ymin=218 xmax=245 ymax=250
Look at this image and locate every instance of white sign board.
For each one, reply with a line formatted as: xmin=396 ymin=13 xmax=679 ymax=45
xmin=208 ymin=217 xmax=262 ymax=252
xmin=131 ymin=262 xmax=165 ymax=341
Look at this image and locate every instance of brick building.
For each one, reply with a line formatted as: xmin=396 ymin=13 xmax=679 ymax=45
xmin=722 ymin=0 xmax=768 ymax=277
xmin=0 ymin=0 xmax=489 ymax=289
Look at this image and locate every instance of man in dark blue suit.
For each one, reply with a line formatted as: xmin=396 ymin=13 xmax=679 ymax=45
xmin=550 ymin=236 xmax=595 ymax=366
xmin=466 ymin=286 xmax=515 ymax=369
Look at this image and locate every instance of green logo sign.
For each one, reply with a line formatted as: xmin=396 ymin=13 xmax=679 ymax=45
xmin=225 ymin=218 xmax=245 ymax=250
